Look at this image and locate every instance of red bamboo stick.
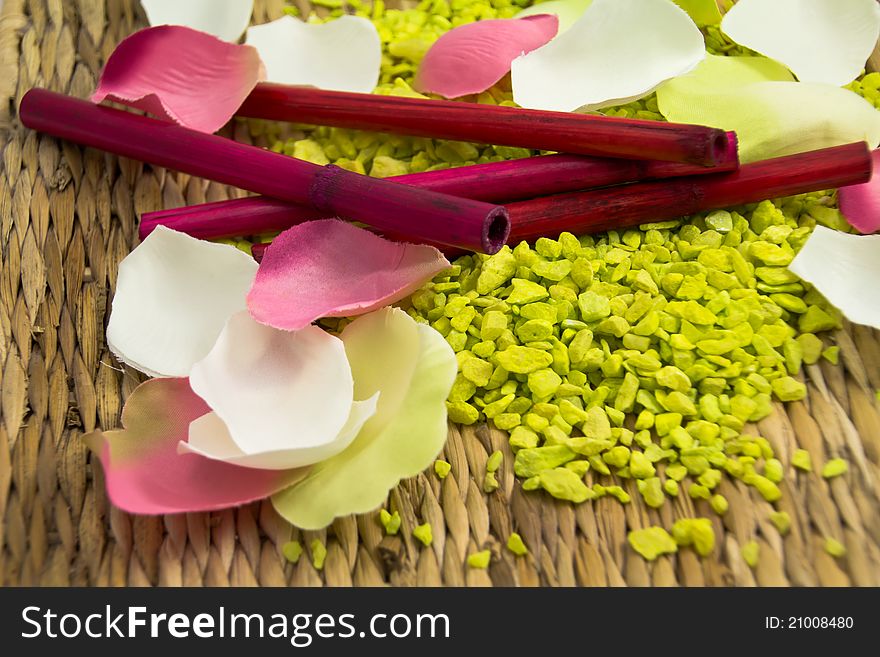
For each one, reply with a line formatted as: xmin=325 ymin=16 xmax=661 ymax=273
xmin=139 ymin=145 xmax=739 ymax=241
xmin=18 ymin=88 xmax=509 ymax=253
xmin=248 ymin=143 xmax=871 ymax=261
xmin=505 ymin=142 xmax=871 ymax=243
xmin=237 ymin=84 xmax=735 ymax=167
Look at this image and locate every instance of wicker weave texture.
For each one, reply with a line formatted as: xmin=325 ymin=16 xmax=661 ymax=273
xmin=1 ymin=0 xmax=879 ymax=587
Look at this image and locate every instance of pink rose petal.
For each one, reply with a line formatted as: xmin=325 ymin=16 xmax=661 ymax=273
xmin=91 ymin=25 xmax=265 ymax=134
xmin=414 ymin=15 xmax=558 ymax=99
xmin=840 ymin=149 xmax=880 ymax=234
xmin=247 ymin=219 xmax=450 ymax=331
xmin=83 ymin=378 xmax=307 ymax=514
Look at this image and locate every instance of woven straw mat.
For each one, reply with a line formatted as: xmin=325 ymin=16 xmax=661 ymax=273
xmin=1 ymin=0 xmax=880 ymax=587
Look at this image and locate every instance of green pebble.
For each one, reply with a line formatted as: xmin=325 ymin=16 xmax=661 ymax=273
xmin=528 ymin=368 xmax=563 ymax=398
xmin=449 ymin=374 xmax=477 ymax=402
xmin=705 ymin=210 xmax=733 ymax=233
xmin=434 ymin=460 xmax=451 ymax=479
xmin=655 ymin=366 xmax=692 ymax=392
xmin=799 ymin=305 xmax=838 ymax=333
xmin=672 ymin=518 xmax=715 ymax=557
xmin=483 ymin=393 xmax=515 ymax=419
xmin=509 ymin=426 xmax=540 ymax=451
xmin=604 ymin=485 xmax=631 ymax=503
xmin=770 ymin=293 xmax=807 ymax=314
xmin=282 ymin=541 xmax=303 ymax=564
xmin=516 ymin=319 xmax=554 ymax=342
xmin=638 ymin=477 xmax=665 ymax=508
xmin=535 ymin=237 xmax=562 ymax=259
xmin=486 ymin=450 xmax=503 ymax=473
xmin=467 ymin=550 xmax=492 ymax=569
xmin=537 ymin=467 xmax=595 ymax=503
xmin=588 ymin=455 xmax=611 ymax=475
xmin=821 ymin=346 xmax=840 ymax=364
xmin=477 ymin=248 xmax=517 ymax=294
xmin=579 ymin=406 xmax=611 ymax=440
xmin=507 ymin=278 xmax=549 ymax=304
xmin=770 ymin=376 xmax=806 ymax=402
xmin=506 ymin=532 xmax=529 ymax=556
xmin=823 ymin=537 xmax=846 ymax=558
xmin=564 ymin=459 xmax=591 ymax=477
xmin=689 ymin=483 xmax=711 ymax=500
xmin=745 ymin=473 xmax=782 ymax=502
xmin=534 ymin=259 xmax=573 ymax=281
xmin=655 ymin=412 xmax=683 ymax=436
xmin=292 ymin=139 xmax=329 ymax=165
xmin=413 ymin=523 xmax=433 ymax=547
xmin=603 ymin=446 xmax=631 ymax=468
xmin=635 ymin=410 xmax=655 ymax=430
xmin=483 ymin=471 xmax=500 ymax=493
xmin=792 ymin=448 xmax=812 ymax=472
xmin=710 ymin=494 xmax=729 ymax=515
xmin=514 ymin=444 xmax=576 ymax=478
xmin=698 ymin=468 xmax=722 ymax=489
xmin=481 ymin=311 xmax=508 ymax=340
xmin=521 ymin=302 xmax=558 ymax=323
xmin=666 ymin=463 xmax=688 ymax=481
xmin=447 ymin=400 xmax=479 ymax=424
xmin=764 ymin=458 xmax=783 ymax=483
xmin=570 ymin=258 xmax=594 ymax=288
xmin=308 ymin=540 xmax=328 ymax=574
xmin=379 ymin=509 xmax=402 ymax=536
xmin=750 ymin=241 xmax=793 ymax=266
xmin=493 ymin=412 xmax=521 ymax=431
xmin=663 ymin=391 xmax=698 ymax=416
xmin=770 ymin=511 xmax=791 ymax=535
xmin=797 ymin=333 xmax=824 ymax=365
xmin=821 ymin=458 xmax=848 ymax=479
xmin=472 ymin=341 xmax=496 ymax=359
xmin=628 ymin=527 xmax=678 ymax=561
xmin=462 ymin=357 xmax=494 ymax=386
xmin=522 ymin=476 xmax=541 ymax=491
xmin=629 ymin=451 xmax=656 ymax=479
xmin=614 ymin=372 xmax=640 ymax=412
xmin=741 ymin=540 xmax=760 ymax=568
xmin=524 ymin=412 xmax=550 ymax=433
xmin=595 ymin=316 xmax=630 ymax=337
xmin=496 ymin=346 xmax=554 ymax=374
xmin=577 ymin=291 xmax=612 ymax=322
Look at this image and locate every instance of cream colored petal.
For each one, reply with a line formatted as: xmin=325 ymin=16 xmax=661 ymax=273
xmin=721 ymin=0 xmax=880 ymax=86
xmin=141 ymin=0 xmax=254 ymax=42
xmin=189 ymin=312 xmax=358 ymax=461
xmin=658 ymin=78 xmax=880 ymax=163
xmin=106 ymin=226 xmax=257 ymax=377
xmin=271 ymin=309 xmax=456 ymax=529
xmin=245 ymin=15 xmax=381 ymax=93
xmin=511 ymin=0 xmax=705 ymax=111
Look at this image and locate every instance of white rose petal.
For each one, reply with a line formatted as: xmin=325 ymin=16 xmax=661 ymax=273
xmin=246 ymin=15 xmax=381 ymax=93
xmin=188 ymin=312 xmax=378 ymax=469
xmin=107 ymin=226 xmax=258 ymax=378
xmin=141 ymin=0 xmax=254 ymax=42
xmin=511 ymin=0 xmax=705 ymax=112
xmin=788 ymin=226 xmax=880 ymax=330
xmin=721 ymin=0 xmax=880 ymax=86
